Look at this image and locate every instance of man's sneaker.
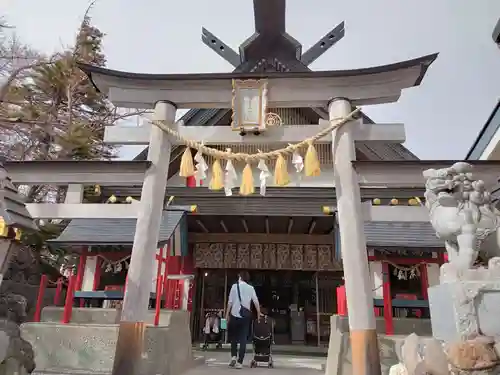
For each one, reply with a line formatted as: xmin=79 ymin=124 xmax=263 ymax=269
xmin=235 ymin=362 xmax=243 ymax=369
xmin=229 ymin=357 xmax=237 ymax=367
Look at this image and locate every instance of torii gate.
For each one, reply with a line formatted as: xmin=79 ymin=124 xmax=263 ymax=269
xmin=79 ymin=52 xmax=438 ymax=375
xmin=75 ymin=3 xmax=440 ymax=375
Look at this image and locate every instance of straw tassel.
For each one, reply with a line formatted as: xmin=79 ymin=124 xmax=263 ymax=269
xmin=239 ymin=162 xmax=255 ymax=196
xmin=209 ymin=159 xmax=224 ymax=190
xmin=274 ymin=153 xmax=290 ymax=186
xmin=304 ymin=141 xmax=321 ymax=177
xmin=179 ymin=147 xmax=195 ymax=177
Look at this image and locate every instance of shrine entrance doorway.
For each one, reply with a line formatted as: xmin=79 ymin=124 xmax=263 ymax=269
xmin=192 ymin=268 xmax=342 ymax=346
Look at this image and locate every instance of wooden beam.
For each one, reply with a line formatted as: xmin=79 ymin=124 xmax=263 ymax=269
xmin=104 ymin=121 xmax=405 ymax=146
xmin=196 ymin=219 xmax=209 ymax=233
xmin=301 ymin=22 xmax=345 ymax=66
xmin=220 ymin=220 xmax=228 ymax=233
xmin=26 ymin=203 xmax=139 ymax=219
xmin=188 ymin=232 xmax=333 ymax=245
xmin=104 ymin=124 xmax=151 ymax=145
xmin=365 ymin=205 xmax=430 ymax=222
xmin=265 ymin=217 xmax=270 ymax=234
xmin=4 ymin=160 xmax=150 ymax=186
xmin=201 ymin=27 xmax=241 ymax=67
xmin=354 ymin=160 xmax=500 ymax=189
xmin=320 ymin=121 xmax=405 ymax=143
xmin=80 ymin=55 xmax=437 ymax=110
xmin=241 ymin=218 xmax=249 ymax=233
xmin=308 ymin=219 xmax=317 ymax=234
xmin=287 ymin=218 xmax=293 ymax=234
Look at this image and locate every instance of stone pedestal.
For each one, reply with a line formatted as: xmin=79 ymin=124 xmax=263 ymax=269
xmin=428 ymin=280 xmax=500 ymax=342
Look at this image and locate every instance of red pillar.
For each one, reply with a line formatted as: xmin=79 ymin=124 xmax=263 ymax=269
xmin=336 ymin=285 xmax=347 ymax=316
xmin=54 ymin=277 xmax=63 ymax=305
xmin=93 ymin=257 xmax=102 ymax=291
xmin=382 ymin=262 xmax=394 ymax=336
xmin=154 ymin=275 xmax=163 ymax=326
xmin=34 ymin=274 xmax=48 ymax=322
xmin=420 ymin=264 xmax=429 ymax=300
xmin=62 ymin=275 xmax=76 ymax=324
xmin=163 ymin=241 xmax=171 ymax=308
xmin=75 ymin=250 xmax=87 ymax=291
xmin=186 ymin=176 xmax=197 ymax=187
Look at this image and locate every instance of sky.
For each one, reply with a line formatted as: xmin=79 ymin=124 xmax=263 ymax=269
xmin=1 ymin=0 xmax=499 ymax=160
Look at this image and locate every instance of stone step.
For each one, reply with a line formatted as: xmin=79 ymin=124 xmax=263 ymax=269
xmin=33 ymin=369 xmax=110 ymax=375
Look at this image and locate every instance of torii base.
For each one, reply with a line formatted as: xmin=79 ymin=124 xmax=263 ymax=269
xmin=112 ymin=322 xmax=145 ymax=375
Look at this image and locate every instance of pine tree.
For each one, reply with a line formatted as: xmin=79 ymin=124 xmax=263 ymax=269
xmin=0 ymin=6 xmax=146 ymax=267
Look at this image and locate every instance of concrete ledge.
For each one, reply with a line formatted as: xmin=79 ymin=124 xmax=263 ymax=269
xmin=21 ymin=310 xmax=194 ymax=375
xmin=40 ymin=307 xmax=181 ymax=325
xmin=335 ymin=315 xmax=432 ymax=336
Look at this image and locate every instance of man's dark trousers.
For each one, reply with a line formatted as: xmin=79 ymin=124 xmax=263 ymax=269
xmin=229 ymin=315 xmax=251 ymax=363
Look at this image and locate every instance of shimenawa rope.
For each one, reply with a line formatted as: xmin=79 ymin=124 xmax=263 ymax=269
xmin=151 ymin=107 xmax=361 ymax=163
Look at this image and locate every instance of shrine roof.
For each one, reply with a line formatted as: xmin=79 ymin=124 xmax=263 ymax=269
xmin=466 ymin=100 xmax=500 ymax=160
xmin=78 ymin=53 xmax=437 ymax=96
xmin=49 ymin=209 xmax=184 ymax=246
xmin=364 ymin=221 xmax=442 ymax=248
xmin=494 ymin=18 xmax=500 ymax=45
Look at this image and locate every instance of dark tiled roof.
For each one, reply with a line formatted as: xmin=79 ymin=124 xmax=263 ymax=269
xmin=364 ymin=221 xmax=442 ymax=248
xmin=0 ymin=166 xmax=37 ymax=231
xmin=466 ymin=100 xmax=500 ymax=160
xmin=49 ymin=210 xmax=184 ymax=246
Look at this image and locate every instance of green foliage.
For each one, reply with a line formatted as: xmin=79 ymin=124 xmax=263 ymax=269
xmin=0 ymin=6 xmax=141 ymax=266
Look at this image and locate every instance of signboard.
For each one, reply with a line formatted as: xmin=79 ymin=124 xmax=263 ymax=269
xmin=231 ymin=79 xmax=268 ymax=133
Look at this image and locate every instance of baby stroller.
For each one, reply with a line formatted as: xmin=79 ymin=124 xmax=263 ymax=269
xmin=250 ymin=315 xmax=274 ymax=368
xmin=202 ymin=311 xmax=224 ymax=350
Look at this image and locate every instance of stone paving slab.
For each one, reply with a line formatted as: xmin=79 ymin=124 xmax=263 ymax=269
xmin=194 ymin=351 xmax=325 ymax=373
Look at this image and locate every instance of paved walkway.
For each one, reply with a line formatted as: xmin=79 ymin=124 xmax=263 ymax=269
xmin=187 ymin=350 xmax=326 ymax=375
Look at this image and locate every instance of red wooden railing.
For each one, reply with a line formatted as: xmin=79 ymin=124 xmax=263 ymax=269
xmin=33 ymin=275 xmax=48 ymax=322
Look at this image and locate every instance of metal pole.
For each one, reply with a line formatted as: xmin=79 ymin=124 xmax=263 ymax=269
xmin=200 ymin=270 xmax=206 ymax=341
xmin=329 ymin=98 xmax=381 ymax=375
xmin=315 ymin=272 xmax=320 ymax=347
xmin=223 ymin=269 xmax=228 ymax=343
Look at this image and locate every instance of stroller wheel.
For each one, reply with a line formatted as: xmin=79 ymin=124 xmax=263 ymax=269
xmin=268 ymin=361 xmax=273 ymax=368
xmin=250 ymin=360 xmax=257 ymax=368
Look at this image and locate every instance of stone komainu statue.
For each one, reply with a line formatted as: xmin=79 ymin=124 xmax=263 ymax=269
xmin=423 ymin=162 xmax=500 ymax=281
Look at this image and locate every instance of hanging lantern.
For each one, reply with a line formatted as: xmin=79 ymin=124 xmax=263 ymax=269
xmin=408 ymin=198 xmax=419 ymax=206
xmin=94 ymin=185 xmax=101 ymax=196
xmin=108 ymin=195 xmax=117 ymax=203
xmin=0 ymin=218 xmax=7 ymax=237
xmin=372 ymin=198 xmax=381 ymax=205
xmin=14 ymin=228 xmax=21 ymax=241
xmin=390 ymin=198 xmax=399 ymax=205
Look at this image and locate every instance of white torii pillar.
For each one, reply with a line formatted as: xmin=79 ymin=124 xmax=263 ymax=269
xmin=111 ymin=101 xmax=175 ymax=375
xmin=330 ymin=98 xmax=381 ymax=375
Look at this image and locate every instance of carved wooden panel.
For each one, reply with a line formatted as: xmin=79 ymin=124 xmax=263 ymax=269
xmin=194 ymin=243 xmax=209 ymax=268
xmin=207 ymin=243 xmax=224 ymax=268
xmin=303 ymin=245 xmax=318 ymax=270
xmin=263 ymin=244 xmax=276 ymax=269
xmin=276 ymin=244 xmax=291 ymax=269
xmin=317 ymin=245 xmax=334 ymax=270
xmin=224 ymin=243 xmax=237 ymax=268
xmin=237 ymin=244 xmax=250 ymax=269
xmin=290 ymin=244 xmax=304 ymax=270
xmin=250 ymin=244 xmax=263 ymax=269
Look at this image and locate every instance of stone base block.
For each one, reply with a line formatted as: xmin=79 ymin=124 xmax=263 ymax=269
xmin=324 ymin=315 xmax=435 ymax=375
xmin=428 ymin=280 xmax=500 ymax=342
xmin=21 ymin=310 xmax=194 ymax=375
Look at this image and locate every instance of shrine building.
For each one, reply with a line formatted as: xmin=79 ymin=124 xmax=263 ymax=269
xmin=34 ymin=0 xmax=445 ymax=346
xmin=12 ymin=1 xmax=500 ymax=352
